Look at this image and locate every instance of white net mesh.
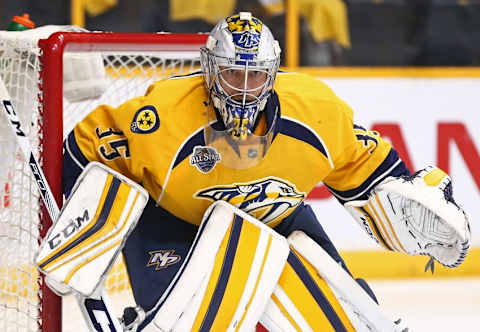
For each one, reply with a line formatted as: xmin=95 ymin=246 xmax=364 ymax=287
xmin=0 ymin=26 xmax=203 ymax=331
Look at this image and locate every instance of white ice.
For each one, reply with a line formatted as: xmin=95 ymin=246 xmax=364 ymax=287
xmin=62 ymin=278 xmax=480 ymax=331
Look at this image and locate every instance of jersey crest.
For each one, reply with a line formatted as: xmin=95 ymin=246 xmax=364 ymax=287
xmin=195 ymin=177 xmax=305 ymax=224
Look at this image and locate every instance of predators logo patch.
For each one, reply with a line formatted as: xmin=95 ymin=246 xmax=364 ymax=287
xmin=147 ymin=250 xmax=181 ymax=270
xmin=131 ymin=106 xmax=160 ymax=134
xmin=195 ymin=177 xmax=305 ymax=225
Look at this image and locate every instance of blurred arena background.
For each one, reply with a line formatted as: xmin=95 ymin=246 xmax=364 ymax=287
xmin=2 ymin=0 xmax=480 ymax=67
xmin=2 ymin=0 xmax=480 ymax=330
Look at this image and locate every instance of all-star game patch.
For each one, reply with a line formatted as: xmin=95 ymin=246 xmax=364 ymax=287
xmin=190 ymin=146 xmax=221 ymax=174
xmin=131 ymin=105 xmax=160 ymax=134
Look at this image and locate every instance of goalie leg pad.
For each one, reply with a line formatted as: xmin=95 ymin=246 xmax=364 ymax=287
xmin=151 ymin=201 xmax=290 ymax=332
xmin=279 ymin=231 xmax=402 ymax=332
xmin=35 ymin=162 xmax=148 ymax=296
xmin=261 ymin=250 xmax=355 ymax=332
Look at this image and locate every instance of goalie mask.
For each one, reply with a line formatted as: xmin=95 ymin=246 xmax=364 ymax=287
xmin=200 ymin=12 xmax=281 ymax=169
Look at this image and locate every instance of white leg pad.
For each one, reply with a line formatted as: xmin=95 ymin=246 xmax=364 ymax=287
xmin=261 ymin=285 xmax=315 ymax=332
xmin=287 ymin=231 xmax=400 ymax=332
xmin=261 ymin=296 xmax=299 ymax=332
xmin=151 ymin=201 xmax=290 ymax=332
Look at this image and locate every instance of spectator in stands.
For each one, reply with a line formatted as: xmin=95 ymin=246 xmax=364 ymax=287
xmin=406 ymin=0 xmax=477 ymax=66
xmin=141 ymin=0 xmax=351 ymax=66
xmin=260 ymin=0 xmax=351 ymax=66
xmin=142 ymin=0 xmax=238 ymax=34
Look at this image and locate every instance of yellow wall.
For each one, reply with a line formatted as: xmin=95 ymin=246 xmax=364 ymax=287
xmin=342 ymin=248 xmax=480 ymax=280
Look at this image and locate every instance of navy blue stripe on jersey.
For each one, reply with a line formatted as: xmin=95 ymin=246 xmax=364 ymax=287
xmin=279 ymin=117 xmax=330 ymax=162
xmin=200 ymin=215 xmax=243 ymax=332
xmin=39 ymin=177 xmax=120 ymax=269
xmin=287 ymin=251 xmax=347 ymax=332
xmin=172 ymin=129 xmax=206 ymax=169
xmin=353 ymin=124 xmax=367 ymax=131
xmin=63 ymin=131 xmax=90 ymax=197
xmin=268 ymin=92 xmax=281 ymax=139
xmin=66 ymin=131 xmax=90 ymax=168
xmin=327 ymin=148 xmax=410 ymax=204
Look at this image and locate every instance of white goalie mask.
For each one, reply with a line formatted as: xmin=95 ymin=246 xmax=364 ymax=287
xmin=200 ymin=12 xmax=281 ymax=141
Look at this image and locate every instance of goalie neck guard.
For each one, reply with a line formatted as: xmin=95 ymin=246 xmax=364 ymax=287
xmin=200 ymin=12 xmax=281 ymax=169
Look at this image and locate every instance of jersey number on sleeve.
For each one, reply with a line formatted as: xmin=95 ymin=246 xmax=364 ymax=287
xmin=354 ymin=124 xmax=379 ymax=154
xmin=96 ymin=127 xmax=130 ymax=161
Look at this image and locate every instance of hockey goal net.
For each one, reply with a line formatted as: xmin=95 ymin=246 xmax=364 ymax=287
xmin=0 ymin=26 xmax=207 ymax=332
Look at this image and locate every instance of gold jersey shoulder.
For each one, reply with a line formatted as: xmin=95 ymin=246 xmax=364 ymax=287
xmin=73 ymin=73 xmax=208 ymax=200
xmin=274 ymin=72 xmax=396 ymax=198
xmin=274 ymin=72 xmax=361 ymax=164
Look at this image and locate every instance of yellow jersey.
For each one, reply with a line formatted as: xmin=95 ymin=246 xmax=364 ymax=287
xmin=63 ymin=72 xmax=406 ymax=228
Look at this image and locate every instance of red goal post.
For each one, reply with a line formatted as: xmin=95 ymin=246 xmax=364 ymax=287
xmin=0 ymin=28 xmax=207 ymax=332
xmin=40 ymin=31 xmax=208 ymax=211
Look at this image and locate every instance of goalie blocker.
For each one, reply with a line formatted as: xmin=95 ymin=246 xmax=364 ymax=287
xmin=35 ymin=162 xmax=148 ymax=297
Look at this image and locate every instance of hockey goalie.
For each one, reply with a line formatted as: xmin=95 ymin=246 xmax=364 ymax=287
xmin=36 ymin=11 xmax=470 ymax=332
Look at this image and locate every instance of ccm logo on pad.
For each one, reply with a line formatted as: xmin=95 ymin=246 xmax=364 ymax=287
xmin=48 ymin=209 xmax=90 ymax=250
